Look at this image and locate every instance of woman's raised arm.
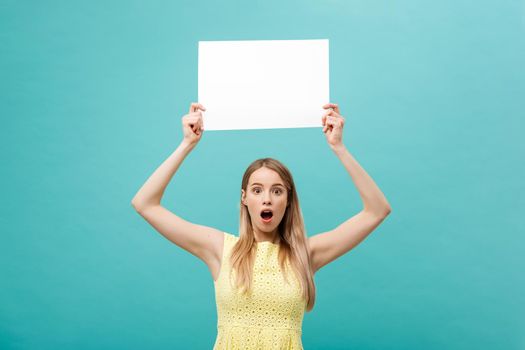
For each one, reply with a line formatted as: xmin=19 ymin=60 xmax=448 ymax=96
xmin=309 ymin=102 xmax=392 ymax=273
xmin=131 ymin=103 xmax=224 ymax=277
xmin=131 ymin=102 xmax=205 ymax=210
xmin=131 ymin=140 xmax=195 ymax=211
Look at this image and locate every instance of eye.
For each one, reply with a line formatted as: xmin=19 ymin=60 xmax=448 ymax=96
xmin=251 ymin=187 xmax=283 ymax=195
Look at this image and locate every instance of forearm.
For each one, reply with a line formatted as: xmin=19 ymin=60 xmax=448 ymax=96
xmin=131 ymin=141 xmax=195 ymax=211
xmin=331 ymin=144 xmax=392 ymax=216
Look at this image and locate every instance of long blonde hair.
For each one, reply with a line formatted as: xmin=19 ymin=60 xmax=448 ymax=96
xmin=228 ymin=158 xmax=316 ymax=312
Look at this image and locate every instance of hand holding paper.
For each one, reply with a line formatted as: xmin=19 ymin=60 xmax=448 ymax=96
xmin=322 ymin=103 xmax=345 ymax=149
xmin=181 ymin=102 xmax=206 ymax=147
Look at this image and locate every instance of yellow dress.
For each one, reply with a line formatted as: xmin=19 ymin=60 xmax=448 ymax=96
xmin=213 ymin=232 xmax=307 ymax=350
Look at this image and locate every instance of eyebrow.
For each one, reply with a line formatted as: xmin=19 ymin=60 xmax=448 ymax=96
xmin=250 ymin=183 xmax=285 ymax=188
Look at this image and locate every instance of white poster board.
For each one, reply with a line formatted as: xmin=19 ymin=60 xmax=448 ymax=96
xmin=198 ymin=39 xmax=330 ymax=131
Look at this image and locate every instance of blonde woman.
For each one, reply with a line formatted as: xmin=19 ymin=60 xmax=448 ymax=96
xmin=131 ymin=102 xmax=392 ymax=349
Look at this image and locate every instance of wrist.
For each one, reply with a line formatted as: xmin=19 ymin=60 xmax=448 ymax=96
xmin=180 ymin=140 xmax=196 ymax=151
xmin=330 ymin=143 xmax=346 ymax=153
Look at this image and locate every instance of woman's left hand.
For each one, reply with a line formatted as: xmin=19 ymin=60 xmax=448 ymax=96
xmin=322 ymin=103 xmax=345 ymax=148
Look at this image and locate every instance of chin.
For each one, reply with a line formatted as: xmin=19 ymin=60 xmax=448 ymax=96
xmin=257 ymin=224 xmax=273 ymax=231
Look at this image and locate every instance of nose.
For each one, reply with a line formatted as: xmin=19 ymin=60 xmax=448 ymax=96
xmin=263 ymin=190 xmax=272 ymax=205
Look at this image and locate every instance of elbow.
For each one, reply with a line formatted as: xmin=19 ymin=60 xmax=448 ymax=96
xmin=366 ymin=205 xmax=392 ymax=219
xmin=131 ymin=200 xmax=140 ymax=212
xmin=131 ymin=199 xmax=158 ymax=214
xmin=131 ymin=199 xmax=146 ymax=213
xmin=380 ymin=204 xmax=392 ymax=217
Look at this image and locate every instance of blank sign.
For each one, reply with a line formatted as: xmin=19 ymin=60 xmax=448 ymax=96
xmin=198 ymin=39 xmax=330 ymax=131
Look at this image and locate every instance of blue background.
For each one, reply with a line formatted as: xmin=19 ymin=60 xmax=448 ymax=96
xmin=1 ymin=0 xmax=524 ymax=349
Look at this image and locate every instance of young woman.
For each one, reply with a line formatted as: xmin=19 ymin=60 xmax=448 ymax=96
xmin=131 ymin=102 xmax=392 ymax=349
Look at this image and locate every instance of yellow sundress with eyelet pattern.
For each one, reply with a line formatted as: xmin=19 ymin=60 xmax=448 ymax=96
xmin=213 ymin=232 xmax=307 ymax=350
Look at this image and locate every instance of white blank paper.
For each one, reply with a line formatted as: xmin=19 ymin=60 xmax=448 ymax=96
xmin=198 ymin=39 xmax=330 ymax=131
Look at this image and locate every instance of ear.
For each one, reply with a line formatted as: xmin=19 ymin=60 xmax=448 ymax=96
xmin=241 ymin=189 xmax=246 ymax=205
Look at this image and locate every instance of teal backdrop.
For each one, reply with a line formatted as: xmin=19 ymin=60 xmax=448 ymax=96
xmin=1 ymin=1 xmax=523 ymax=349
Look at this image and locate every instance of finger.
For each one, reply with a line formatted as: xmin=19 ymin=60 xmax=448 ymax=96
xmin=190 ymin=106 xmax=206 ymax=114
xmin=190 ymin=103 xmax=206 ymax=113
xmin=187 ymin=120 xmax=200 ymax=133
xmin=188 ymin=113 xmax=203 ymax=122
xmin=326 ymin=106 xmax=340 ymax=115
xmin=326 ymin=116 xmax=341 ymax=128
xmin=185 ymin=117 xmax=202 ymax=127
xmin=322 ymin=102 xmax=339 ymax=110
xmin=196 ymin=120 xmax=204 ymax=134
xmin=189 ymin=102 xmax=206 ymax=113
xmin=194 ymin=125 xmax=202 ymax=135
xmin=189 ymin=102 xmax=199 ymax=113
xmin=323 ymin=117 xmax=335 ymax=132
xmin=322 ymin=103 xmax=340 ymax=114
xmin=322 ymin=109 xmax=339 ymax=119
xmin=196 ymin=117 xmax=204 ymax=129
xmin=323 ymin=110 xmax=343 ymax=121
xmin=331 ymin=119 xmax=344 ymax=130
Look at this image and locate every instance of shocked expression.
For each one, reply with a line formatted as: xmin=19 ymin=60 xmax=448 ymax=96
xmin=241 ymin=167 xmax=288 ymax=233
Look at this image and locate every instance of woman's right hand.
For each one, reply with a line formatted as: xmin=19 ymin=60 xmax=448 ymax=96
xmin=181 ymin=102 xmax=206 ymax=147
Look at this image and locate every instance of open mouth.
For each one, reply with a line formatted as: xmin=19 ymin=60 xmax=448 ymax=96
xmin=260 ymin=210 xmax=273 ymax=220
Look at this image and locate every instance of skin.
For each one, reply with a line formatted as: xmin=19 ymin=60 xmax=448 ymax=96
xmin=241 ymin=167 xmax=289 ymax=244
xmin=132 ymin=101 xmax=392 ymax=280
xmin=237 ymin=102 xmax=346 ymax=244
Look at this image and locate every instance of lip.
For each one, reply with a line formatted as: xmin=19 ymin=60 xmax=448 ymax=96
xmin=260 ymin=208 xmax=273 ymax=224
xmin=261 ymin=216 xmax=273 ymax=224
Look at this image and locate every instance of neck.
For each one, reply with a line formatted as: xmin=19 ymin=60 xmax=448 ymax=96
xmin=253 ymin=228 xmax=280 ymax=244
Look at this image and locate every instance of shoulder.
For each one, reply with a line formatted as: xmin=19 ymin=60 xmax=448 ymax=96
xmin=224 ymin=232 xmax=240 ymax=248
xmin=224 ymin=232 xmax=237 ymax=240
xmin=212 ymin=232 xmax=238 ymax=264
xmin=220 ymin=232 xmax=239 ymax=247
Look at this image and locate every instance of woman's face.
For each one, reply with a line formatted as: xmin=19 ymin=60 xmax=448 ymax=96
xmin=241 ymin=167 xmax=288 ymax=234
